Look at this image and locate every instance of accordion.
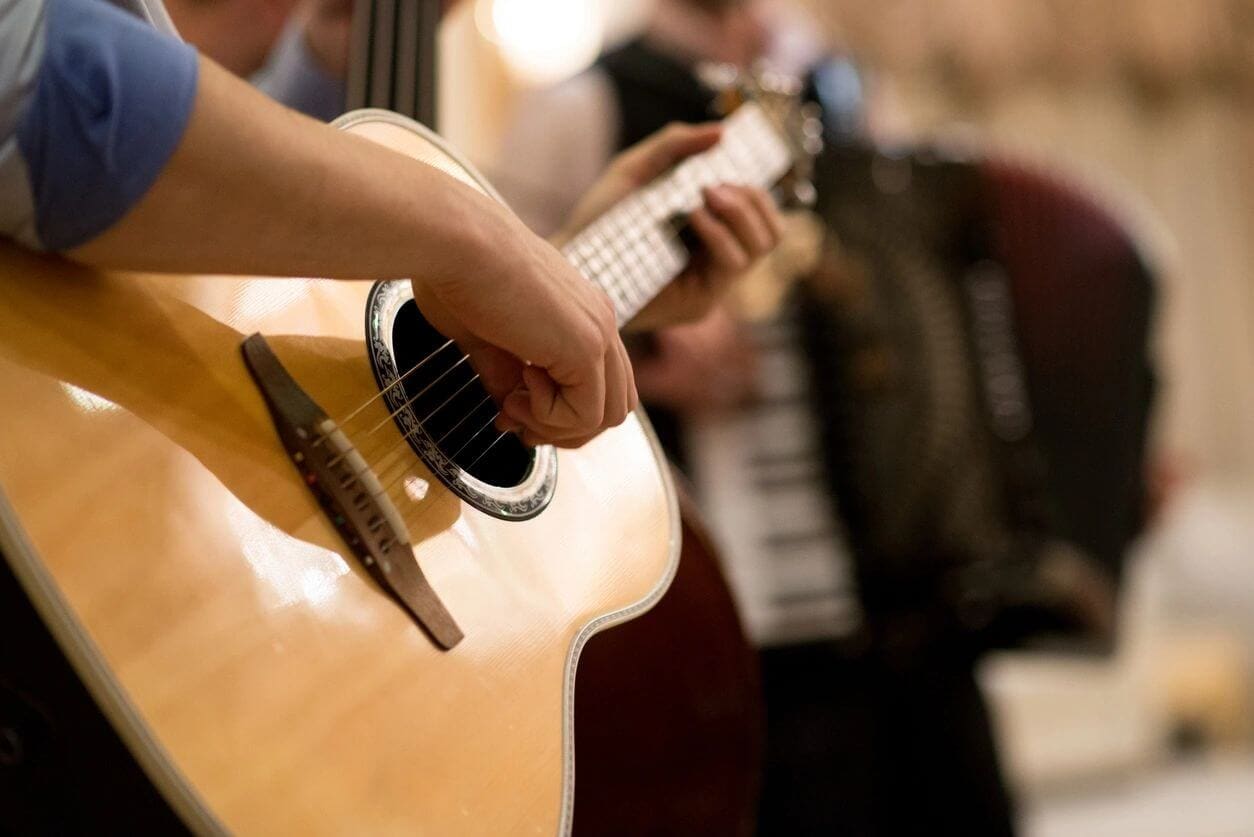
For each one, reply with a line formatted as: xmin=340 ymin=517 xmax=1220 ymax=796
xmin=797 ymin=142 xmax=1157 ymax=658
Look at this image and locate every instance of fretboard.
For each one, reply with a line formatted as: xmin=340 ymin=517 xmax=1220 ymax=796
xmin=562 ymin=103 xmax=793 ymax=326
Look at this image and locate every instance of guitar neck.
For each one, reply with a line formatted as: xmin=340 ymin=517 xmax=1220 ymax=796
xmin=345 ymin=6 xmax=793 ymax=326
xmin=562 ymin=103 xmax=794 ymax=327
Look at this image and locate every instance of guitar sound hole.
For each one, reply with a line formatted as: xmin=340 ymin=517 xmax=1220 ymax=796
xmin=389 ymin=299 xmax=534 ymax=488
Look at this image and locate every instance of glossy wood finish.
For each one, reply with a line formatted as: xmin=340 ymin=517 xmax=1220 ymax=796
xmin=0 ymin=114 xmax=678 ymax=835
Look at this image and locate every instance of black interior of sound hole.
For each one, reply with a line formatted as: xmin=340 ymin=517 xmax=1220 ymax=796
xmin=389 ymin=299 xmax=533 ymax=488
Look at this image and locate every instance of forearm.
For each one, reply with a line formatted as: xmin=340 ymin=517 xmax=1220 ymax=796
xmin=69 ymin=57 xmax=515 ymax=286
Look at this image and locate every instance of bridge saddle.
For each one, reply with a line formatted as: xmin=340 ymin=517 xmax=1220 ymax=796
xmin=241 ymin=333 xmax=463 ymax=649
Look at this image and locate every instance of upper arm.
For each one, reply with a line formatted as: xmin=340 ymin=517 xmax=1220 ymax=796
xmin=6 ymin=0 xmax=198 ymax=251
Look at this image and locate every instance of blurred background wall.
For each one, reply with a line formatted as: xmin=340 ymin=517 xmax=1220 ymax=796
xmin=437 ymin=1 xmax=1254 ymax=831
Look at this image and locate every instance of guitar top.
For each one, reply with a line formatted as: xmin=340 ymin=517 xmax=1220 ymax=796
xmin=0 ymin=113 xmax=681 ymax=835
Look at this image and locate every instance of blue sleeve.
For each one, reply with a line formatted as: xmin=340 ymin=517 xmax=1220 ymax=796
xmin=16 ymin=0 xmax=198 ymax=251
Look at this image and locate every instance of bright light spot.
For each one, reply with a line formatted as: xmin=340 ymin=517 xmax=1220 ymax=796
xmin=60 ymin=383 xmax=120 ymax=414
xmin=227 ymin=279 xmax=311 ymax=323
xmin=489 ymin=0 xmax=604 ymax=85
xmin=404 ymin=475 xmax=430 ymax=503
xmin=227 ymin=502 xmax=350 ymax=609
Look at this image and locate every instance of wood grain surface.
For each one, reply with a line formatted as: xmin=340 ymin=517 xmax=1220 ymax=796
xmin=0 ymin=115 xmax=678 ymax=835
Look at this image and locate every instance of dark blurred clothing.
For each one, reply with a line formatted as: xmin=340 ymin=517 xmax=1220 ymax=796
xmin=593 ymin=33 xmax=1020 ymax=836
xmin=494 ymin=24 xmax=1019 ymax=835
xmin=758 ymin=640 xmax=1015 ymax=837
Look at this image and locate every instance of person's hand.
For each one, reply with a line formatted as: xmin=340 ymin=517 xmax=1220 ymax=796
xmin=555 ymin=122 xmax=785 ymax=334
xmin=631 ymin=307 xmax=758 ymax=415
xmin=412 ymin=204 xmax=637 ymax=449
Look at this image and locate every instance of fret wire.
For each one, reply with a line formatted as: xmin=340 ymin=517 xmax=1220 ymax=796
xmin=596 ymin=219 xmax=637 ymax=298
xmin=599 ymin=226 xmax=634 ymax=295
xmin=725 ymin=134 xmax=758 ymax=180
xmin=644 ymin=185 xmax=675 ymax=221
xmin=624 ymin=246 xmax=652 ymax=310
xmin=709 ymin=147 xmax=739 ymax=183
xmin=596 ymin=248 xmax=637 ymax=317
xmin=663 ymin=179 xmax=689 ymax=216
xmin=625 ymin=256 xmax=650 ymax=306
xmin=599 ymin=205 xmax=652 ymax=301
xmin=621 ymin=215 xmax=655 ymax=299
xmin=599 ymin=207 xmax=657 ymax=304
xmin=607 ymin=264 xmax=634 ymax=312
xmin=610 ymin=238 xmax=648 ymax=319
xmin=609 ymin=242 xmax=642 ymax=310
xmin=563 ymin=105 xmax=796 ymax=326
xmin=692 ymin=156 xmax=723 ymax=190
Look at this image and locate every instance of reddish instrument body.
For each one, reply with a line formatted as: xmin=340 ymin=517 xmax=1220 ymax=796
xmin=575 ymin=478 xmax=763 ymax=836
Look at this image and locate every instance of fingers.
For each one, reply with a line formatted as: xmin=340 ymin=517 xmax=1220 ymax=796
xmin=625 ymin=183 xmax=784 ymax=332
xmin=747 ymin=187 xmax=785 ymax=244
xmin=604 ymin=335 xmax=638 ymax=422
xmin=499 ymin=326 xmax=635 ymax=447
xmin=704 ymin=184 xmax=782 ymax=259
xmin=689 ymin=205 xmax=750 ymax=276
xmin=420 ymin=180 xmax=641 ymax=451
xmin=501 ymin=359 xmax=634 ymax=447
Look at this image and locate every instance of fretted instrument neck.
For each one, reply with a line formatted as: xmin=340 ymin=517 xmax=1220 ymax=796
xmin=346 ymin=6 xmax=793 ymax=327
xmin=562 ymin=103 xmax=794 ymax=326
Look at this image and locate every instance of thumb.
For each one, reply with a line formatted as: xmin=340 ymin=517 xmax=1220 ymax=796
xmin=622 ymin=122 xmax=723 ymax=182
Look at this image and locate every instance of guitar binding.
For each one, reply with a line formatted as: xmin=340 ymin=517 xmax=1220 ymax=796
xmin=365 ymin=279 xmax=557 ymax=522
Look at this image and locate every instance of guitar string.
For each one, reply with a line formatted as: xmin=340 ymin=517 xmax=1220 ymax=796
xmin=364 ymin=370 xmax=485 ymax=481
xmin=333 ymin=391 xmax=499 ymax=506
xmin=361 ymin=207 xmax=660 ymax=484
xmin=339 ymin=199 xmax=638 ymax=476
xmin=371 ymin=121 xmax=787 ymax=527
xmin=344 ymin=210 xmax=658 ymax=474
xmin=351 ymin=146 xmax=763 ymax=488
xmin=330 ymin=133 xmax=780 ymax=487
xmin=312 ymin=338 xmax=455 ymax=447
xmin=377 ymin=409 xmax=507 ymax=538
xmin=326 ymin=354 xmax=475 ymax=475
xmin=326 ymin=354 xmax=471 ymax=469
xmin=323 ymin=127 xmax=769 ymax=434
xmin=374 ymin=396 xmax=499 ymax=498
xmin=333 ymin=213 xmax=632 ymax=481
xmin=361 ymin=353 xmax=472 ymax=438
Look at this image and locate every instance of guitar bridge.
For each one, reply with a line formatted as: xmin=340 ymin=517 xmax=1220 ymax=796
xmin=241 ymin=334 xmax=463 ymax=649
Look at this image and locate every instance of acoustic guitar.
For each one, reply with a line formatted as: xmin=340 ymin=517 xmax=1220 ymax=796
xmin=341 ymin=10 xmax=771 ymax=834
xmin=0 ymin=95 xmax=806 ymax=832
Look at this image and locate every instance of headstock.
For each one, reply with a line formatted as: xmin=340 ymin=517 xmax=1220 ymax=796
xmin=698 ymin=62 xmax=825 ymax=209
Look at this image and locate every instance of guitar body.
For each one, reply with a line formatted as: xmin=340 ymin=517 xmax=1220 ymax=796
xmin=0 ymin=112 xmax=679 ymax=834
xmin=575 ymin=477 xmax=763 ymax=836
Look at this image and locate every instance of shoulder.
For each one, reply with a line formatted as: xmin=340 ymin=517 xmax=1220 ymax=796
xmin=0 ymin=0 xmax=47 ymax=138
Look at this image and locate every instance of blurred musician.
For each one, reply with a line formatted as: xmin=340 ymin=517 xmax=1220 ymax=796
xmin=494 ymin=1 xmax=1020 ymax=834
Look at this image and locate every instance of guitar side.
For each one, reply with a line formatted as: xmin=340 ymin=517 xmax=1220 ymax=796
xmin=0 ymin=115 xmax=679 ymax=834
